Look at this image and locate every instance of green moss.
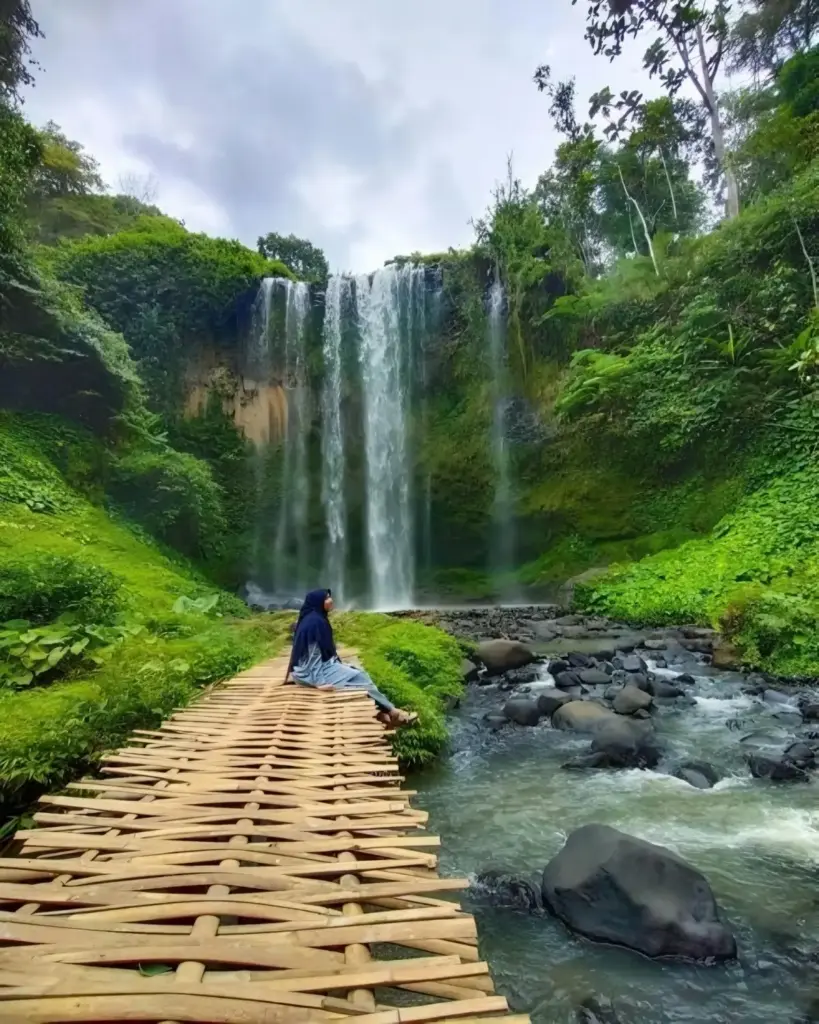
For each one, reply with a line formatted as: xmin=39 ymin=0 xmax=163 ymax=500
xmin=0 ymin=416 xmax=289 ymax=818
xmin=334 ymin=614 xmax=463 ymax=766
xmin=575 ymin=461 xmax=819 ymax=677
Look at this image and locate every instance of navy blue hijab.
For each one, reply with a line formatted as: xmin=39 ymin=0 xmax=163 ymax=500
xmin=290 ymin=588 xmax=337 ymax=667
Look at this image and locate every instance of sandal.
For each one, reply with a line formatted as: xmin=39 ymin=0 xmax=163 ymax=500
xmin=394 ymin=711 xmax=418 ymax=727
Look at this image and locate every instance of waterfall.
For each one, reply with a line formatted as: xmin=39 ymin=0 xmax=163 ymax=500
xmin=321 ymin=275 xmax=349 ymax=606
xmin=355 ymin=264 xmax=416 ymax=610
xmin=272 ymin=279 xmax=311 ymax=596
xmin=487 ymin=273 xmax=515 ymax=586
xmin=416 ymin=269 xmax=441 ymax=579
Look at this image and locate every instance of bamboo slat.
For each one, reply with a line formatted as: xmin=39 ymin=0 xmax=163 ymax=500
xmin=0 ymin=652 xmax=526 ymax=1024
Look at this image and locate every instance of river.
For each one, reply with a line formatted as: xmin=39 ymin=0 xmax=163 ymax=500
xmin=411 ymin=613 xmax=819 ymax=1023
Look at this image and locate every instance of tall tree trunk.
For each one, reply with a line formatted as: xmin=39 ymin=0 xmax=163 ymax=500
xmin=617 ymin=164 xmax=659 ymax=276
xmin=696 ymin=24 xmax=740 ymax=219
xmin=659 ymin=148 xmax=678 ymax=222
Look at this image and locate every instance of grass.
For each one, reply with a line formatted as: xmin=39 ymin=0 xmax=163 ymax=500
xmin=575 ymin=462 xmax=819 ymax=678
xmin=334 ymin=613 xmax=465 ymax=767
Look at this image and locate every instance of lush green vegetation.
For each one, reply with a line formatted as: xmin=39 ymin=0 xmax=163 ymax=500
xmin=335 ymin=614 xmax=464 ymax=766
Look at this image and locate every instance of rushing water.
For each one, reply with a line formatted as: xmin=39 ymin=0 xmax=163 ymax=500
xmin=272 ymin=280 xmax=311 ymax=594
xmin=487 ymin=275 xmax=515 ymax=589
xmin=356 ymin=265 xmax=416 ymax=609
xmin=414 ymin=659 xmax=819 ymax=1023
xmin=321 ymin=275 xmax=349 ymax=605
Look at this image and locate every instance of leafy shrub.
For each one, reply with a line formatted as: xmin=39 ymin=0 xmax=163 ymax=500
xmin=0 ymin=554 xmax=122 ymax=624
xmin=48 ymin=216 xmax=293 ymax=411
xmin=0 ymin=616 xmax=142 ymax=689
xmin=109 ymin=448 xmax=226 ymax=560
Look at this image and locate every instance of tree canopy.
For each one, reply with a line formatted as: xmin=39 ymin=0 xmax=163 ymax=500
xmin=256 ymin=231 xmax=328 ymax=282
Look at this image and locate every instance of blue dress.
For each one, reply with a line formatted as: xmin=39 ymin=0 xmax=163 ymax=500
xmin=292 ymin=644 xmax=395 ymax=712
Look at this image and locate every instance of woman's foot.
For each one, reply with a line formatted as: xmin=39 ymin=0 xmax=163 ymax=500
xmin=388 ymin=708 xmax=418 ymax=727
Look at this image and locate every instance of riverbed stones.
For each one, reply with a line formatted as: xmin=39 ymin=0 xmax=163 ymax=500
xmin=541 ymin=824 xmax=737 ymax=960
xmin=461 ymin=658 xmax=479 ymax=684
xmin=579 ymin=667 xmax=611 ymax=686
xmin=555 ymin=669 xmax=585 ymax=690
xmin=613 ymin=685 xmax=653 ymax=715
xmin=475 ymin=639 xmax=537 ymax=676
xmin=502 ymin=697 xmax=542 ymax=727
xmin=590 ymin=717 xmax=660 ymax=768
xmin=552 ymin=701 xmax=616 ymax=732
xmin=536 ymin=688 xmax=576 ymax=716
xmin=674 ymin=760 xmax=722 ymax=789
xmin=613 ymin=653 xmax=647 ymax=673
xmin=649 ymin=678 xmax=685 ymax=699
xmin=475 ymin=869 xmax=541 ymax=911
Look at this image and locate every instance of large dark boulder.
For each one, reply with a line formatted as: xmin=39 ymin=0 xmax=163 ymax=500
xmin=541 ymin=825 xmax=736 ymax=960
xmin=475 ymin=639 xmax=536 ymax=676
xmin=502 ymin=698 xmax=542 ymax=727
xmin=590 ymin=718 xmax=660 ymax=768
xmin=649 ymin=678 xmax=685 ymax=699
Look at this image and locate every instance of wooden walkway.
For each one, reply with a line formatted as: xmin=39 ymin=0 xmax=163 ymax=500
xmin=0 ymin=651 xmax=527 ymax=1024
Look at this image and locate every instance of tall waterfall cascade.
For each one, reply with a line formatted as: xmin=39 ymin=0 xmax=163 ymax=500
xmin=269 ymin=280 xmax=311 ymax=594
xmin=243 ymin=264 xmax=491 ymax=609
xmin=487 ymin=273 xmax=515 ymax=584
xmin=320 ymin=275 xmax=349 ymax=606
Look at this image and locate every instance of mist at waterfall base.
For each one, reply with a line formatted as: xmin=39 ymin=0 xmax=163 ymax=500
xmin=242 ymin=265 xmax=521 ymax=611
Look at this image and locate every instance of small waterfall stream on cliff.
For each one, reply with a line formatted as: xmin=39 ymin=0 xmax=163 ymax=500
xmin=355 ymin=265 xmax=416 ymax=609
xmin=321 ymin=275 xmax=349 ymax=605
xmin=272 ymin=280 xmax=311 ymax=594
xmin=487 ymin=275 xmax=515 ymax=588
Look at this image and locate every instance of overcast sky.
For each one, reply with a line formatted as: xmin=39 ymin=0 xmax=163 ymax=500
xmin=24 ymin=0 xmax=652 ymax=272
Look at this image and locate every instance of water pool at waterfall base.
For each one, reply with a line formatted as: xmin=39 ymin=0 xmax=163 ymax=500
xmin=411 ymin=615 xmax=819 ymax=1024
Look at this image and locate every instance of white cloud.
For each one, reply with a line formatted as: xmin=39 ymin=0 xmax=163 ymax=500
xmin=24 ymin=0 xmax=656 ymax=271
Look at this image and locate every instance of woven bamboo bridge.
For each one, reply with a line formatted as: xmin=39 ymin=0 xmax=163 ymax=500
xmin=0 ymin=650 xmax=528 ymax=1024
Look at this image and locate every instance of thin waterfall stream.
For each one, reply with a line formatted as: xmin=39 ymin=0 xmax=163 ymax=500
xmin=321 ymin=274 xmax=349 ymax=606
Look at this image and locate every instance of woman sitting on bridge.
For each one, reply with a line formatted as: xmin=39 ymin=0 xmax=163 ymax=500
xmin=287 ymin=588 xmax=418 ymax=727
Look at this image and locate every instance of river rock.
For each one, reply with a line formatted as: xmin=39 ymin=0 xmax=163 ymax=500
xmin=764 ymin=688 xmax=796 ymax=705
xmin=613 ymin=653 xmax=647 ymax=673
xmin=483 ymin=713 xmax=509 ymax=731
xmin=475 ymin=869 xmax=541 ymax=911
xmin=801 ymin=702 xmax=819 ymax=721
xmin=613 ymin=685 xmax=653 ymax=715
xmin=461 ymin=659 xmax=479 ymax=684
xmin=649 ymin=679 xmax=684 ymax=699
xmin=536 ymin=689 xmax=576 ymax=716
xmin=552 ymin=701 xmax=616 ymax=732
xmin=555 ymin=670 xmax=584 ymax=690
xmin=476 ymin=639 xmax=536 ymax=676
xmin=748 ymin=752 xmax=812 ymax=781
xmin=576 ymin=996 xmax=622 ymax=1024
xmin=541 ymin=824 xmax=736 ymax=960
xmin=579 ymin=667 xmax=611 ymax=686
xmin=674 ymin=761 xmax=722 ymax=789
xmin=712 ymin=638 xmax=740 ymax=669
xmin=590 ymin=718 xmax=660 ymax=768
xmin=502 ymin=698 xmax=542 ymax=727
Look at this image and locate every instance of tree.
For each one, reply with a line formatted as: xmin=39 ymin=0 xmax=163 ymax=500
xmin=29 ymin=121 xmax=104 ymax=199
xmin=256 ymin=231 xmax=328 ymax=282
xmin=573 ymin=0 xmax=741 ymax=219
xmin=534 ymin=67 xmax=604 ymax=271
xmin=0 ymin=0 xmax=42 ymax=106
xmin=728 ymin=0 xmax=819 ymax=81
